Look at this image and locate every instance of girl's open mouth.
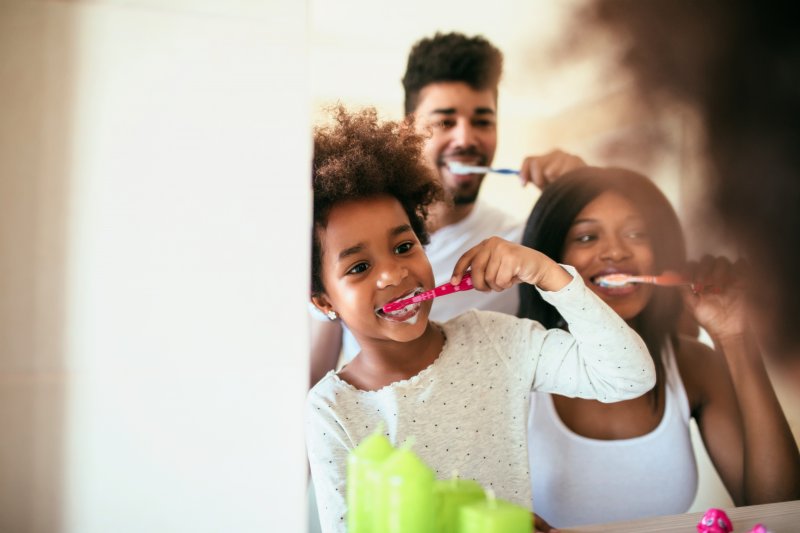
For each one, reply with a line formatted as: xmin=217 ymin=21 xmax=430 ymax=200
xmin=376 ymin=288 xmax=424 ymax=323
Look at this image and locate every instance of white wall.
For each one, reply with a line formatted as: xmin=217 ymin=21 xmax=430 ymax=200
xmin=1 ymin=1 xmax=308 ymax=532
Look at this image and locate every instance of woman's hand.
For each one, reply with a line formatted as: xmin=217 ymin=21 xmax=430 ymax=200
xmin=680 ymin=255 xmax=748 ymax=341
xmin=450 ymin=237 xmax=572 ymax=293
xmin=681 ymin=255 xmax=800 ymax=504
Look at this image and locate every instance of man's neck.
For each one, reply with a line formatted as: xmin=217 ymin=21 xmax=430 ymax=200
xmin=426 ymin=200 xmax=476 ymax=234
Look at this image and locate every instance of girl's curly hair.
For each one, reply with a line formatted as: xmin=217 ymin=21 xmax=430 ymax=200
xmin=311 ymin=106 xmax=443 ymax=296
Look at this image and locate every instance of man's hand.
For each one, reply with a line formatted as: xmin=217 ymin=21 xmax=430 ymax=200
xmin=520 ymin=149 xmax=586 ymax=189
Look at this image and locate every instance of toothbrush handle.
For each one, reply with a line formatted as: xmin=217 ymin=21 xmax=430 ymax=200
xmin=647 ymin=274 xmax=711 ymax=293
xmin=433 ymin=272 xmax=473 ymax=297
xmin=382 ymin=273 xmax=473 ymax=313
xmin=491 ymin=168 xmax=520 ymax=175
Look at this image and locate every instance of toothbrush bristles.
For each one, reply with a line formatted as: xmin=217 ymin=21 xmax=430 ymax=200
xmin=596 ymin=273 xmax=633 ymax=288
xmin=596 ymin=273 xmax=691 ymax=288
xmin=447 ymin=162 xmax=486 ymax=175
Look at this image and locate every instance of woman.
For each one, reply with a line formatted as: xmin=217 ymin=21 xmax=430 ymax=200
xmin=520 ymin=166 xmax=800 ymax=528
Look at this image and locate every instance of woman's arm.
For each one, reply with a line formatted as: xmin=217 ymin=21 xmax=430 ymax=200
xmin=681 ymin=256 xmax=800 ymax=504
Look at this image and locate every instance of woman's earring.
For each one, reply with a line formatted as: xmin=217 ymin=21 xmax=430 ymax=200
xmin=326 ymin=310 xmax=338 ymax=320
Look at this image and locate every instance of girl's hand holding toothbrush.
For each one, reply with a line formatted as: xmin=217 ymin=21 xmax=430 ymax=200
xmin=450 ymin=237 xmax=572 ymax=293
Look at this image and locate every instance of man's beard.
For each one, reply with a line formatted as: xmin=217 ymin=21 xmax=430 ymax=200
xmin=451 ymin=188 xmax=480 ymax=205
xmin=447 ymin=174 xmax=483 ymax=205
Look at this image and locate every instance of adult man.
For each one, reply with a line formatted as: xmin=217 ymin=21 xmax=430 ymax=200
xmin=310 ymin=32 xmax=584 ymax=386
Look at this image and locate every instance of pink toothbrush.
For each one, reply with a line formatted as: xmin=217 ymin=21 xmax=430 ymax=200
xmin=595 ymin=273 xmax=711 ymax=292
xmin=382 ymin=272 xmax=473 ymax=313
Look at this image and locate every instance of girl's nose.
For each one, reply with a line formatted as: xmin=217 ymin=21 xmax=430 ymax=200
xmin=376 ymin=263 xmax=408 ymax=289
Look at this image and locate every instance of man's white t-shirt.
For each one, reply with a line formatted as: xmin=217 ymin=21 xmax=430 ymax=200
xmin=337 ymin=200 xmax=523 ymax=360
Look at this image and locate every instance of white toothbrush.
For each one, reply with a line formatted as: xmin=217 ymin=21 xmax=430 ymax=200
xmin=447 ymin=161 xmax=519 ymax=175
xmin=595 ymin=273 xmax=708 ymax=292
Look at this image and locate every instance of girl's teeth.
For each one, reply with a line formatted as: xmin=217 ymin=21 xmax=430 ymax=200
xmin=387 ymin=303 xmax=416 ymax=317
xmin=382 ymin=301 xmax=421 ymax=321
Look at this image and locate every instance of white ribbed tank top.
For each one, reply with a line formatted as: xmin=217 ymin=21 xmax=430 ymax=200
xmin=528 ymin=341 xmax=698 ymax=527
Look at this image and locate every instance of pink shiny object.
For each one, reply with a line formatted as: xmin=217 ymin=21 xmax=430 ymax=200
xmin=698 ymin=508 xmax=734 ymax=533
xmin=747 ymin=525 xmax=769 ymax=533
xmin=381 ymin=272 xmax=473 ymax=314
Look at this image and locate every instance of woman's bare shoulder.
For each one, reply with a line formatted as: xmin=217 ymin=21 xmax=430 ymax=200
xmin=674 ymin=334 xmax=731 ymax=406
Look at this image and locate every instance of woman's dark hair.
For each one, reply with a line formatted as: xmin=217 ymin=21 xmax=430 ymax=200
xmin=518 ymin=167 xmax=686 ymax=405
xmin=311 ymin=106 xmax=443 ymax=297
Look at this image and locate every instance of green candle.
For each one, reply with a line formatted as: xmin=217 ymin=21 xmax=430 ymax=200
xmin=374 ymin=440 xmax=436 ymax=533
xmin=435 ymin=473 xmax=486 ymax=533
xmin=346 ymin=426 xmax=394 ymax=533
xmin=458 ymin=490 xmax=532 ymax=533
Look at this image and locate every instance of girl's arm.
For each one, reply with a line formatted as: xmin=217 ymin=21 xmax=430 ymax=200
xmin=453 ymin=237 xmax=655 ymax=400
xmin=681 ymin=256 xmax=800 ymax=505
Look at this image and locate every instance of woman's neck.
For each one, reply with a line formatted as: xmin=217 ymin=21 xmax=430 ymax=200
xmin=339 ymin=322 xmax=445 ymax=391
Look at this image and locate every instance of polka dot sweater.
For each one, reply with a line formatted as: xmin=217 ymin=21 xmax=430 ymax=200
xmin=305 ymin=266 xmax=654 ymax=533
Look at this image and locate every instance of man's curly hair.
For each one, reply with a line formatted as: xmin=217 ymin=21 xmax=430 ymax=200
xmin=402 ymin=32 xmax=503 ymax=115
xmin=311 ymin=106 xmax=443 ymax=296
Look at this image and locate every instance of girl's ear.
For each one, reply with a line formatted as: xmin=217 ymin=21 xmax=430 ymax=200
xmin=311 ymin=293 xmax=334 ymax=316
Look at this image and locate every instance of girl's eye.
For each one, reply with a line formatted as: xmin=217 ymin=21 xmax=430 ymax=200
xmin=395 ymin=241 xmax=414 ymax=254
xmin=346 ymin=262 xmax=369 ymax=275
xmin=574 ymin=234 xmax=595 ymax=244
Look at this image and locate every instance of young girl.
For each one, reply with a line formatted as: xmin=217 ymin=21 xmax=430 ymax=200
xmin=520 ymin=167 xmax=800 ymax=528
xmin=305 ymin=108 xmax=655 ymax=533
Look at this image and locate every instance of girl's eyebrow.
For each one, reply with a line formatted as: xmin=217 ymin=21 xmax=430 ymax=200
xmin=338 ymin=244 xmax=364 ymax=261
xmin=390 ymin=224 xmax=413 ymax=237
xmin=337 ymin=224 xmax=413 ymax=261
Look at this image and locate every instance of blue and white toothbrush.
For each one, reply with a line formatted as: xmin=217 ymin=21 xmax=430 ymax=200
xmin=447 ymin=161 xmax=519 ymax=175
